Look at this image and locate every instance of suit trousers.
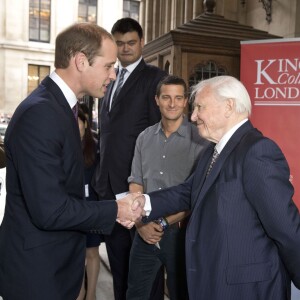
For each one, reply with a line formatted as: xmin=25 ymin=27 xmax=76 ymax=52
xmin=127 ymin=226 xmax=189 ymax=300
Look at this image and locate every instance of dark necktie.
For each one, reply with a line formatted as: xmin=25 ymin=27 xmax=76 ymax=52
xmin=72 ymin=102 xmax=78 ymax=120
xmin=112 ymin=68 xmax=127 ymax=104
xmin=206 ymin=148 xmax=219 ymax=176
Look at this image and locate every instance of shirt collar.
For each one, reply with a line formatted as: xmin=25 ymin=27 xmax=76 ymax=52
xmin=119 ymin=56 xmax=142 ymax=74
xmin=49 ymin=71 xmax=78 ymax=108
xmin=155 ymin=115 xmax=188 ymax=137
xmin=215 ymin=118 xmax=248 ymax=154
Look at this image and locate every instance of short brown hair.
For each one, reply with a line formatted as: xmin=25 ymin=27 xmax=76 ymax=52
xmin=156 ymin=75 xmax=188 ymax=98
xmin=55 ymin=23 xmax=114 ymax=69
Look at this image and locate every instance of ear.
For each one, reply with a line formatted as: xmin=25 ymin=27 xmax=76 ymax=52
xmin=155 ymin=95 xmax=160 ymax=106
xmin=74 ymin=52 xmax=87 ymax=72
xmin=225 ymin=98 xmax=235 ymax=118
xmin=140 ymin=37 xmax=145 ymax=48
xmin=85 ymin=121 xmax=88 ymax=129
xmin=183 ymin=97 xmax=188 ymax=107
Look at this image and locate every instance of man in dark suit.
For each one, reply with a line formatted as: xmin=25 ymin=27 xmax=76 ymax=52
xmin=132 ymin=75 xmax=300 ymax=299
xmin=0 ymin=23 xmax=143 ymax=300
xmin=92 ymin=18 xmax=167 ymax=300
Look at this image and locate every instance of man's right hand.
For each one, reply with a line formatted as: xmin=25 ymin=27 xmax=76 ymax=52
xmin=136 ymin=221 xmax=164 ymax=244
xmin=116 ymin=193 xmax=145 ymax=228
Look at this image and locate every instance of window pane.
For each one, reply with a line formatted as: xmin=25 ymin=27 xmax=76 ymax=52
xmin=78 ymin=3 xmax=87 ymax=22
xmin=123 ymin=0 xmax=139 ymax=21
xmin=28 ymin=65 xmax=39 ymax=94
xmin=39 ymin=66 xmax=50 ymax=83
xmin=131 ymin=2 xmax=139 ymax=12
xmin=27 ymin=64 xmax=50 ymax=95
xmin=188 ymin=61 xmax=227 ymax=87
xmin=123 ymin=1 xmax=130 ymax=10
xmin=29 ymin=0 xmax=51 ymax=42
xmin=88 ymin=6 xmax=97 ymax=23
xmin=78 ymin=0 xmax=97 ymax=23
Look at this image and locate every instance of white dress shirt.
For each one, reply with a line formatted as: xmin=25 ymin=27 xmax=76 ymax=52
xmin=49 ymin=71 xmax=78 ymax=109
xmin=109 ymin=56 xmax=143 ymax=110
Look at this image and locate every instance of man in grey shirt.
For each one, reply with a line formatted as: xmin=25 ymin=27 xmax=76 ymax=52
xmin=126 ymin=75 xmax=209 ymax=300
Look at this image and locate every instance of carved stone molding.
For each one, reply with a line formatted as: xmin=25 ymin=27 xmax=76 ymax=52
xmin=241 ymin=0 xmax=272 ymax=23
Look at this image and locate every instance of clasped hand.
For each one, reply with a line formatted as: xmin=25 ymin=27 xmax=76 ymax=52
xmin=136 ymin=221 xmax=164 ymax=244
xmin=116 ymin=193 xmax=145 ymax=229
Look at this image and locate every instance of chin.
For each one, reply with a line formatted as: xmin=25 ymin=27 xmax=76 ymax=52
xmin=198 ymin=128 xmax=206 ymax=137
xmin=98 ymin=91 xmax=105 ymax=98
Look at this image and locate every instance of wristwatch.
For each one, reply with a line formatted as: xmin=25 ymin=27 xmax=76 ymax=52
xmin=156 ymin=217 xmax=169 ymax=231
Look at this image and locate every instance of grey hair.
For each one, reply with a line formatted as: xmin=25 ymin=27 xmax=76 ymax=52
xmin=190 ymin=76 xmax=251 ymax=116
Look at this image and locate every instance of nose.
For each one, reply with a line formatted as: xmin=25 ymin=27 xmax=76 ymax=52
xmin=110 ymin=68 xmax=116 ymax=81
xmin=169 ymin=98 xmax=175 ymax=107
xmin=123 ymin=44 xmax=129 ymax=52
xmin=191 ymin=107 xmax=198 ymax=122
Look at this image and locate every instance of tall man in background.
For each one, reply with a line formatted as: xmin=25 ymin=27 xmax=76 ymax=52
xmin=92 ymin=18 xmax=167 ymax=300
xmin=0 ymin=23 xmax=143 ymax=300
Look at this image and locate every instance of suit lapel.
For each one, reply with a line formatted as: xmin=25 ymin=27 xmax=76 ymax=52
xmin=191 ymin=143 xmax=215 ymax=209
xmin=110 ymin=60 xmax=146 ymax=111
xmin=42 ymin=76 xmax=71 ymax=113
xmin=41 ymin=76 xmax=81 ymax=144
xmin=102 ymin=81 xmax=115 ymax=112
xmin=192 ymin=121 xmax=254 ymax=212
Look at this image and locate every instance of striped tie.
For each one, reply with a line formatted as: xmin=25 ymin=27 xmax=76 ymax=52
xmin=206 ymin=148 xmax=219 ymax=176
xmin=112 ymin=68 xmax=127 ymax=104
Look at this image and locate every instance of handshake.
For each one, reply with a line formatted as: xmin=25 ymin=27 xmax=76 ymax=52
xmin=116 ymin=193 xmax=146 ymax=229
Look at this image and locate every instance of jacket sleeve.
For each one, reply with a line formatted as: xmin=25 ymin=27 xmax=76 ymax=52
xmin=9 ymin=102 xmax=117 ymax=234
xmin=148 ymin=173 xmax=194 ymax=220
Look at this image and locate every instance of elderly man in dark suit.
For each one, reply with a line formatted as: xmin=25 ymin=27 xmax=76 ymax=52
xmin=132 ymin=75 xmax=300 ymax=300
xmin=0 ymin=23 xmax=143 ymax=300
xmin=92 ymin=18 xmax=167 ymax=300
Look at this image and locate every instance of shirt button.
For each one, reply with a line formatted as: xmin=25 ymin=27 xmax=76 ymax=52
xmin=158 ymin=187 xmax=162 ymax=190
xmin=160 ymin=171 xmax=163 ymax=175
xmin=162 ymin=155 xmax=166 ymax=158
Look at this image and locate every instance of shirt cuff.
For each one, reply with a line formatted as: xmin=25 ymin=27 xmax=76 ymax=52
xmin=143 ymin=194 xmax=152 ymax=216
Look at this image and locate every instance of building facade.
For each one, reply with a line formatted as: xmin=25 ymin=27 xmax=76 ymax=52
xmin=0 ymin=0 xmax=299 ymax=116
xmin=140 ymin=0 xmax=300 ymax=44
xmin=0 ymin=0 xmax=134 ymax=116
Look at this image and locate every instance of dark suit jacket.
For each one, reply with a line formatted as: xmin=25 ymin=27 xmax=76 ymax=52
xmin=93 ymin=59 xmax=167 ymax=198
xmin=148 ymin=121 xmax=300 ymax=300
xmin=0 ymin=77 xmax=118 ymax=300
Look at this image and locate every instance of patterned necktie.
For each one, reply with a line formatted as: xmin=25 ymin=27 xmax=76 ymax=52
xmin=72 ymin=102 xmax=78 ymax=120
xmin=206 ymin=148 xmax=219 ymax=176
xmin=112 ymin=68 xmax=127 ymax=104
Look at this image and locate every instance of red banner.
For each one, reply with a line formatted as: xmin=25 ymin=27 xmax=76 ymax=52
xmin=241 ymin=38 xmax=300 ymax=208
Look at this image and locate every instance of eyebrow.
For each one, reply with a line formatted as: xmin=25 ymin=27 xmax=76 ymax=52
xmin=116 ymin=39 xmax=137 ymax=43
xmin=161 ymin=94 xmax=184 ymax=97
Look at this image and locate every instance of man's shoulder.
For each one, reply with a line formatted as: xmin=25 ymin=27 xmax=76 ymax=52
xmin=141 ymin=60 xmax=167 ymax=77
xmin=138 ymin=122 xmax=159 ymax=139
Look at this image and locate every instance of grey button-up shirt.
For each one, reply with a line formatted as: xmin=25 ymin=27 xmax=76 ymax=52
xmin=128 ymin=117 xmax=208 ymax=193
